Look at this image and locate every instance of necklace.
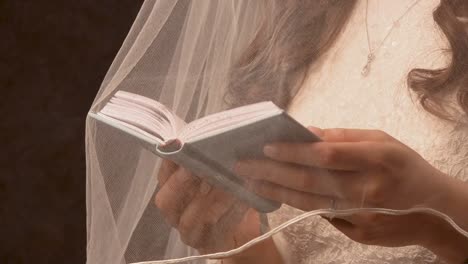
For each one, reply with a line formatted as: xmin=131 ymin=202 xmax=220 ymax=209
xmin=361 ymin=0 xmax=423 ymax=77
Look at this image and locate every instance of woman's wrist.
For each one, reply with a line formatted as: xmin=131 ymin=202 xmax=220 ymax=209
xmin=425 ymin=172 xmax=468 ymax=232
xmin=420 ymin=172 xmax=468 ymax=263
xmin=420 ymin=213 xmax=468 ymax=263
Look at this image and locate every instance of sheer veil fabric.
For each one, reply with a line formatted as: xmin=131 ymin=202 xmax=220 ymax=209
xmin=87 ymin=2 xmax=276 ymax=263
xmin=85 ymin=1 xmax=468 ymax=263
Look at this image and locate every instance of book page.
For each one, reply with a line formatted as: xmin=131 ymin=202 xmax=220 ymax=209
xmin=100 ymin=104 xmax=171 ymax=140
xmin=184 ymin=108 xmax=281 ymax=142
xmin=115 ymin=91 xmax=186 ymax=137
xmin=179 ymin=101 xmax=278 ymax=140
xmin=98 ymin=91 xmax=181 ymax=142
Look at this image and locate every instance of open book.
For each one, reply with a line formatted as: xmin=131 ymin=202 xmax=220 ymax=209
xmin=88 ymin=91 xmax=320 ymax=213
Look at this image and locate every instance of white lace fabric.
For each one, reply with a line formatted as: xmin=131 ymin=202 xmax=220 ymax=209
xmin=268 ymin=0 xmax=468 ymax=263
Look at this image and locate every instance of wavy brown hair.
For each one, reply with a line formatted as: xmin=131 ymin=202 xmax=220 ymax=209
xmin=225 ymin=0 xmax=468 ymax=121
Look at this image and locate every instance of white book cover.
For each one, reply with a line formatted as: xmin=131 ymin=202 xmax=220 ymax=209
xmin=88 ymin=91 xmax=320 ymax=212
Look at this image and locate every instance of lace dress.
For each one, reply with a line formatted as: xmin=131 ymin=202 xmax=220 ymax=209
xmin=268 ymin=0 xmax=468 ymax=263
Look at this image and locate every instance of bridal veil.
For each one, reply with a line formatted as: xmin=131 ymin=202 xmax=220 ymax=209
xmin=85 ymin=1 xmax=468 ymax=263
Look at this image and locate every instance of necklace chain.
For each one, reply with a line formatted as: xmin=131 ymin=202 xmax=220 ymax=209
xmin=361 ymin=0 xmax=423 ymax=77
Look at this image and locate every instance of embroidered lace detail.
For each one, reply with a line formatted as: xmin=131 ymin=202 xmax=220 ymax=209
xmin=269 ymin=0 xmax=468 ymax=263
xmin=270 ymin=205 xmax=444 ymax=264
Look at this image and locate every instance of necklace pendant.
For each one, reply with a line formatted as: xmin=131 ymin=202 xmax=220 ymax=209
xmin=361 ymin=53 xmax=374 ymax=77
xmin=361 ymin=63 xmax=371 ymax=77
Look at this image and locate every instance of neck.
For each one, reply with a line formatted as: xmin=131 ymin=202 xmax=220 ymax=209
xmin=367 ymin=0 xmax=424 ymax=17
xmin=364 ymin=0 xmax=432 ymax=48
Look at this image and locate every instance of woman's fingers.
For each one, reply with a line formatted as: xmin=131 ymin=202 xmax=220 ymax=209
xmin=157 ymin=159 xmax=178 ymax=186
xmin=235 ymin=159 xmax=355 ymax=198
xmin=263 ymin=141 xmax=380 ymax=171
xmin=247 ymin=179 xmax=340 ymax=211
xmin=177 ymin=187 xmax=239 ymax=250
xmin=211 ymin=202 xmax=254 ymax=251
xmin=310 ymin=127 xmax=392 ymax=143
xmin=325 ymin=217 xmax=356 ymax=237
xmin=154 ymin=167 xmax=201 ymax=227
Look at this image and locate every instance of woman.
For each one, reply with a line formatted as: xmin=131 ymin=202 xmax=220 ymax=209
xmin=154 ymin=0 xmax=468 ymax=263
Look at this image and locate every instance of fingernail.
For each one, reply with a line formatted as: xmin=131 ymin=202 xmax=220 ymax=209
xmin=263 ymin=145 xmax=277 ymax=157
xmin=199 ymin=181 xmax=212 ymax=195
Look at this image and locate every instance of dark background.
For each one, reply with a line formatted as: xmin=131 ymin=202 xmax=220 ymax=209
xmin=1 ymin=1 xmax=143 ymax=263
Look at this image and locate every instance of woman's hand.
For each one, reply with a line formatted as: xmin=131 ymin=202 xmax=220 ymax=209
xmin=154 ymin=160 xmax=259 ymax=254
xmin=154 ymin=160 xmax=284 ymax=264
xmin=234 ymin=127 xmax=468 ymax=261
